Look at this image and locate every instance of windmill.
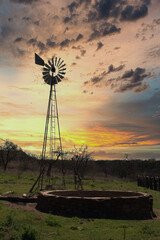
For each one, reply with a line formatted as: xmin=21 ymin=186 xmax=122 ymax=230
xmin=30 ymin=53 xmax=66 ymax=192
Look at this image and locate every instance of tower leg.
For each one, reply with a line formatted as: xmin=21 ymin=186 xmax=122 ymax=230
xmin=40 ymin=83 xmax=53 ymax=190
xmin=54 ymin=84 xmax=63 ymax=156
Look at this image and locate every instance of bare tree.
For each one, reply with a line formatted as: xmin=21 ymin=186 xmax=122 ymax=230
xmin=60 ymin=151 xmax=73 ymax=189
xmin=0 ymin=139 xmax=20 ymax=172
xmin=124 ymin=153 xmax=129 ymax=160
xmin=71 ymin=145 xmax=92 ymax=190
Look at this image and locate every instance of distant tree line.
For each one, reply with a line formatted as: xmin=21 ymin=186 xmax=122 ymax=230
xmin=0 ymin=139 xmax=160 ymax=183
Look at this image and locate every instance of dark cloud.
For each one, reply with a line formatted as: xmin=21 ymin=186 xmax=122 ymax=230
xmin=60 ymin=38 xmax=71 ymax=48
xmin=78 ymin=0 xmax=91 ymax=7
xmin=80 ymin=49 xmax=86 ymax=56
xmin=85 ymin=64 xmax=124 ymax=86
xmin=96 ymin=41 xmax=103 ymax=51
xmin=94 ymin=0 xmax=120 ymax=19
xmin=113 ymin=67 xmax=150 ymax=93
xmin=59 ymin=34 xmax=83 ymax=48
xmin=63 ymin=16 xmax=72 ymax=23
xmin=68 ymin=1 xmax=79 ymax=13
xmin=85 ymin=67 xmax=150 ymax=93
xmin=64 ymin=27 xmax=69 ymax=33
xmin=88 ymin=23 xmax=120 ymax=41
xmin=76 ymin=33 xmax=83 ymax=41
xmin=143 ymin=0 xmax=151 ymax=5
xmin=10 ymin=0 xmax=38 ymax=4
xmin=23 ymin=17 xmax=30 ymax=21
xmin=90 ymin=71 xmax=107 ymax=85
xmin=87 ymin=10 xmax=97 ymax=22
xmin=27 ymin=38 xmax=37 ymax=46
xmin=46 ymin=39 xmax=56 ymax=48
xmin=72 ymin=45 xmax=81 ymax=50
xmin=64 ymin=0 xmax=91 ymax=24
xmin=8 ymin=18 xmax=13 ymax=22
xmin=22 ymin=16 xmax=39 ymax=26
xmin=37 ymin=41 xmax=46 ymax=51
xmin=68 ymin=0 xmax=91 ymax=14
xmin=84 ymin=80 xmax=89 ymax=85
xmin=121 ymin=4 xmax=148 ymax=21
xmin=33 ymin=21 xmax=39 ymax=26
xmin=122 ymin=69 xmax=134 ymax=78
xmin=122 ymin=68 xmax=147 ymax=81
xmin=133 ymin=82 xmax=150 ymax=93
xmin=76 ymin=55 xmax=80 ymax=59
xmin=154 ymin=18 xmax=160 ymax=25
xmin=117 ymin=81 xmax=149 ymax=93
xmin=14 ymin=37 xmax=23 ymax=43
xmin=114 ymin=47 xmax=120 ymax=50
xmin=86 ymin=0 xmax=149 ymax=23
xmin=86 ymin=0 xmax=122 ymax=22
xmin=71 ymin=62 xmax=77 ymax=66
xmin=108 ymin=64 xmax=125 ymax=73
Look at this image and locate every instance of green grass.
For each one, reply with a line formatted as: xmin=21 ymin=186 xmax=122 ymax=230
xmin=0 ymin=173 xmax=160 ymax=240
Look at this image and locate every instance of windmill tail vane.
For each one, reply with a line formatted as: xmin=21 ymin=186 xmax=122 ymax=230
xmin=30 ymin=53 xmax=66 ymax=192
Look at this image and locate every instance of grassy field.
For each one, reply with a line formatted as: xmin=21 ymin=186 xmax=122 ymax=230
xmin=0 ymin=173 xmax=160 ymax=240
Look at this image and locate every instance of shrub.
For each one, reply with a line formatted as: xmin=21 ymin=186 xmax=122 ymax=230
xmin=45 ymin=215 xmax=61 ymax=227
xmin=21 ymin=226 xmax=37 ymax=240
xmin=3 ymin=212 xmax=15 ymax=227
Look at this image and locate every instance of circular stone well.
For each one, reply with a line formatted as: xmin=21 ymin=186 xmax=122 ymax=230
xmin=36 ymin=190 xmax=154 ymax=219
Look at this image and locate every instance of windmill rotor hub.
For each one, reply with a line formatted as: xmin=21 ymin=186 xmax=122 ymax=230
xmin=51 ymin=65 xmax=56 ymax=73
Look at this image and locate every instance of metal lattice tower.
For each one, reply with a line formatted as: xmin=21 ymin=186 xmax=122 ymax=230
xmin=29 ymin=53 xmax=66 ymax=193
xmin=42 ymin=83 xmax=62 ymax=161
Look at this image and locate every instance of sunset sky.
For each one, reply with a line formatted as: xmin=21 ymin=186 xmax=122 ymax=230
xmin=0 ymin=0 xmax=160 ymax=159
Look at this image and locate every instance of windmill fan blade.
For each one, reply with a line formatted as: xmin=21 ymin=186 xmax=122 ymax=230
xmin=55 ymin=57 xmax=57 ymax=66
xmin=42 ymin=72 xmax=49 ymax=76
xmin=43 ymin=75 xmax=52 ymax=83
xmin=56 ymin=76 xmax=61 ymax=82
xmin=59 ymin=63 xmax=66 ymax=69
xmin=43 ymin=71 xmax=49 ymax=75
xmin=44 ymin=63 xmax=51 ymax=69
xmin=43 ymin=75 xmax=49 ymax=80
xmin=58 ymin=60 xmax=64 ymax=68
xmin=58 ymin=71 xmax=65 ymax=75
xmin=48 ymin=60 xmax=52 ymax=66
xmin=52 ymin=57 xmax=54 ymax=65
xmin=43 ymin=67 xmax=49 ymax=72
xmin=52 ymin=77 xmax=58 ymax=84
xmin=57 ymin=58 xmax=61 ymax=67
xmin=58 ymin=73 xmax=64 ymax=79
xmin=58 ymin=68 xmax=66 ymax=72
xmin=35 ymin=53 xmax=44 ymax=66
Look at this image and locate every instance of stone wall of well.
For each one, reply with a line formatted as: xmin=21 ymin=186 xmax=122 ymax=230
xmin=36 ymin=190 xmax=154 ymax=219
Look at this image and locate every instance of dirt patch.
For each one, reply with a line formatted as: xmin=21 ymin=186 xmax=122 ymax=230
xmin=3 ymin=201 xmax=39 ymax=213
xmin=0 ymin=194 xmax=37 ymax=203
